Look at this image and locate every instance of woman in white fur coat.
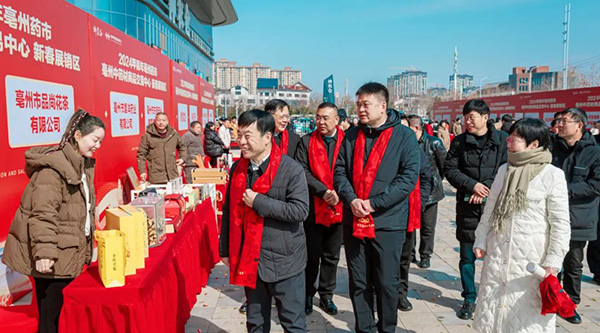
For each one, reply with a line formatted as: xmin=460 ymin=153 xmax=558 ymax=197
xmin=473 ymin=118 xmax=571 ymax=333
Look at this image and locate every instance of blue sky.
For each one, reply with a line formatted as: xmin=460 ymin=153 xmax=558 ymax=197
xmin=213 ymin=0 xmax=600 ymax=96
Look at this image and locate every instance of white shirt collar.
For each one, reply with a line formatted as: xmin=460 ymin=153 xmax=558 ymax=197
xmin=251 ymin=153 xmax=270 ymax=171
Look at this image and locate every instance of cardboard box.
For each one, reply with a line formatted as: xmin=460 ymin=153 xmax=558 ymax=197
xmin=119 ymin=205 xmax=149 ymax=258
xmin=95 ymin=230 xmax=126 ymax=288
xmin=105 ymin=208 xmax=144 ymax=275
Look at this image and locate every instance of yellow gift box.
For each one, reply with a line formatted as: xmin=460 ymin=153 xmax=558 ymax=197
xmin=95 ymin=230 xmax=126 ymax=288
xmin=105 ymin=208 xmax=145 ymax=275
xmin=119 ymin=205 xmax=149 ymax=258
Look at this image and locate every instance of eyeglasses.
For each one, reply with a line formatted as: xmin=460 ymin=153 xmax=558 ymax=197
xmin=555 ymin=119 xmax=579 ymax=125
xmin=464 ymin=115 xmax=481 ymax=123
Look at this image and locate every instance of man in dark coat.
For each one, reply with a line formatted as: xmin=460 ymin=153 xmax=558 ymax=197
xmin=182 ymin=121 xmax=205 ymax=183
xmin=443 ymin=99 xmax=508 ymax=320
xmin=295 ymin=102 xmax=344 ymax=316
xmin=334 ymin=83 xmax=420 ymax=333
xmin=265 ymin=99 xmax=301 ymax=158
xmin=551 ymin=108 xmax=600 ymax=325
xmin=220 ymin=109 xmax=310 ymax=332
xmin=407 ymin=115 xmax=447 ymax=269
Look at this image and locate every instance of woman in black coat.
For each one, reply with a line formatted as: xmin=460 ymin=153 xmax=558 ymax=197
xmin=204 ymin=122 xmax=225 ymax=167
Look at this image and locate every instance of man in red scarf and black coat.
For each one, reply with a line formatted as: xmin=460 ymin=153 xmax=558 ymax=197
xmin=219 ymin=109 xmax=310 ymax=332
xmin=334 ymin=83 xmax=420 ymax=333
xmin=265 ymin=99 xmax=301 ymax=158
xmin=295 ymin=102 xmax=345 ymax=316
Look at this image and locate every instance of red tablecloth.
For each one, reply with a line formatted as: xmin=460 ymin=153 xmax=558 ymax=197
xmin=59 ymin=199 xmax=220 ymax=333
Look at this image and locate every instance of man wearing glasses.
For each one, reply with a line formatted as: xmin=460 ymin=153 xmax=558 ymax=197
xmin=265 ymin=99 xmax=301 ymax=158
xmin=443 ymin=99 xmax=508 ymax=320
xmin=551 ymin=108 xmax=600 ymax=325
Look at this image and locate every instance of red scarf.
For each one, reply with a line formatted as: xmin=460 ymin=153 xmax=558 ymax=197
xmin=352 ymin=127 xmax=394 ymax=239
xmin=228 ymin=144 xmax=282 ymax=288
xmin=407 ymin=178 xmax=421 ymax=232
xmin=308 ymin=127 xmax=345 ymax=226
xmin=275 ymin=129 xmax=289 ymax=155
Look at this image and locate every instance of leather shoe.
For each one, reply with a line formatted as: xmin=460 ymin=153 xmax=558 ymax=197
xmin=239 ymin=300 xmax=247 ymax=314
xmin=457 ymin=301 xmax=475 ymax=320
xmin=560 ymin=310 xmax=582 ymax=324
xmin=418 ymin=258 xmax=431 ymax=269
xmin=397 ymin=297 xmax=413 ymax=311
xmin=305 ymin=297 xmax=313 ymax=315
xmin=319 ymin=298 xmax=338 ymax=315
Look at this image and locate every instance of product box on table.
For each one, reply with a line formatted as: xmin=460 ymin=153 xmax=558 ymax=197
xmin=119 ymin=205 xmax=149 ymax=258
xmin=95 ymin=229 xmax=126 ymax=288
xmin=131 ymin=194 xmax=167 ymax=247
xmin=164 ymin=194 xmax=186 ymax=233
xmin=105 ymin=208 xmax=145 ymax=275
xmin=191 ymin=168 xmax=228 ymax=185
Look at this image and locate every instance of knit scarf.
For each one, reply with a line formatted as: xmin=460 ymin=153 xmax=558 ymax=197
xmin=490 ymin=147 xmax=551 ymax=232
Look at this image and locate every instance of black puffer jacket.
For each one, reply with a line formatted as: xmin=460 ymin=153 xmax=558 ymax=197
xmin=334 ymin=109 xmax=420 ymax=231
xmin=418 ymin=133 xmax=447 ymax=205
xmin=551 ymin=131 xmax=600 ymax=241
xmin=203 ymin=128 xmax=224 ymax=157
xmin=443 ymin=124 xmax=508 ymax=242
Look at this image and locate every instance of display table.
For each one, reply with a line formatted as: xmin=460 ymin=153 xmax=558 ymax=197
xmin=59 ymin=199 xmax=220 ymax=333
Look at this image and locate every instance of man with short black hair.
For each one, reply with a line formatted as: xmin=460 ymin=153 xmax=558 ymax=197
xmin=552 ymin=107 xmax=600 ymax=325
xmin=500 ymin=114 xmax=514 ymax=133
xmin=265 ymin=99 xmax=301 ymax=158
xmin=407 ymin=115 xmax=447 ymax=269
xmin=295 ymin=102 xmax=344 ymax=316
xmin=220 ymin=109 xmax=309 ymax=332
xmin=444 ymin=99 xmax=508 ymax=320
xmin=334 ymin=82 xmax=420 ymax=332
xmin=338 ymin=108 xmax=351 ymax=131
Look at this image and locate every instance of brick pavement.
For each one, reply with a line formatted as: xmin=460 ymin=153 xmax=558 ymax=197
xmin=186 ymin=182 xmax=600 ymax=332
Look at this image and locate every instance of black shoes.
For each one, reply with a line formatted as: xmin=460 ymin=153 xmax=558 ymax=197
xmin=418 ymin=258 xmax=431 ymax=269
xmin=305 ymin=296 xmax=313 ymax=315
xmin=397 ymin=297 xmax=413 ymax=312
xmin=411 ymin=256 xmax=418 ymax=264
xmin=239 ymin=300 xmax=248 ymax=314
xmin=560 ymin=310 xmax=582 ymax=324
xmin=319 ymin=298 xmax=338 ymax=315
xmin=457 ymin=301 xmax=475 ymax=320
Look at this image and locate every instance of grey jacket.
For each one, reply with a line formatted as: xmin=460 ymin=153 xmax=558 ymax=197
xmin=220 ymin=154 xmax=309 ymax=283
xmin=182 ymin=130 xmax=204 ymax=167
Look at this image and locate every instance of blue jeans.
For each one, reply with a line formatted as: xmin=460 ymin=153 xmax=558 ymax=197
xmin=459 ymin=241 xmax=477 ymax=303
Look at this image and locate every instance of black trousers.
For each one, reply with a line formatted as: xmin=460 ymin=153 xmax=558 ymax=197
xmin=561 ymin=240 xmax=587 ymax=304
xmin=245 ymin=271 xmax=306 ymax=333
xmin=399 ymin=231 xmax=416 ymax=297
xmin=34 ymin=277 xmax=74 ymax=333
xmin=587 ymin=225 xmax=600 ymax=276
xmin=418 ymin=203 xmax=438 ymax=259
xmin=344 ymin=226 xmax=405 ymax=333
xmin=304 ymin=220 xmax=343 ymax=300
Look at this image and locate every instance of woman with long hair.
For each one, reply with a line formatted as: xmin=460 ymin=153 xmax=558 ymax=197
xmin=2 ymin=109 xmax=105 ymax=333
xmin=472 ymin=118 xmax=570 ymax=333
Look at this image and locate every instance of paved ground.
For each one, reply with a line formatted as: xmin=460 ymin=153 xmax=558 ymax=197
xmin=185 ymin=182 xmax=600 ymax=332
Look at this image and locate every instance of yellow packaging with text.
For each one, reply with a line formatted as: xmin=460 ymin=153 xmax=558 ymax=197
xmin=119 ymin=204 xmax=149 ymax=258
xmin=105 ymin=208 xmax=144 ymax=275
xmin=95 ymin=229 xmax=126 ymax=288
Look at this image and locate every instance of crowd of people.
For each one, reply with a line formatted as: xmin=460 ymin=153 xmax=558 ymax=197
xmin=3 ymin=81 xmax=600 ymax=333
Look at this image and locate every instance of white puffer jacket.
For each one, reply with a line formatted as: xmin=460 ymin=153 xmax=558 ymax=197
xmin=473 ymin=163 xmax=571 ymax=333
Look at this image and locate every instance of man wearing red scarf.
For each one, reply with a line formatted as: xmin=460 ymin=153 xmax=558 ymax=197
xmin=295 ymin=102 xmax=345 ymax=316
xmin=334 ymin=83 xmax=420 ymax=333
xmin=219 ymin=110 xmax=310 ymax=332
xmin=265 ymin=99 xmax=301 ymax=158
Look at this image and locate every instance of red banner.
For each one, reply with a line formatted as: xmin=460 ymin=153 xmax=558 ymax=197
xmin=433 ymin=87 xmax=600 ymax=127
xmin=199 ymin=77 xmax=215 ymax=125
xmin=87 ymin=15 xmax=171 ymax=189
xmin=170 ymin=61 xmax=200 ymax=135
xmin=0 ymin=0 xmax=93 ymax=244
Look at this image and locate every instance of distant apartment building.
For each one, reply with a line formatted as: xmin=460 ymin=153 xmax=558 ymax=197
xmin=509 ymin=66 xmax=561 ymax=93
xmin=214 ymin=59 xmax=302 ymax=94
xmin=449 ymin=74 xmax=474 ymax=94
xmin=387 ymin=70 xmax=428 ymax=99
xmin=216 ymin=78 xmax=311 ymax=110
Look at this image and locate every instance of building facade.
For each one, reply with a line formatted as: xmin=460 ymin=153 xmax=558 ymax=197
xmin=449 ymin=74 xmax=474 ymax=95
xmin=387 ymin=70 xmax=428 ymax=99
xmin=509 ymin=66 xmax=561 ymax=93
xmin=214 ymin=59 xmax=303 ymax=94
xmin=67 ymin=0 xmax=237 ymax=82
xmin=216 ymin=79 xmax=311 ymax=111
